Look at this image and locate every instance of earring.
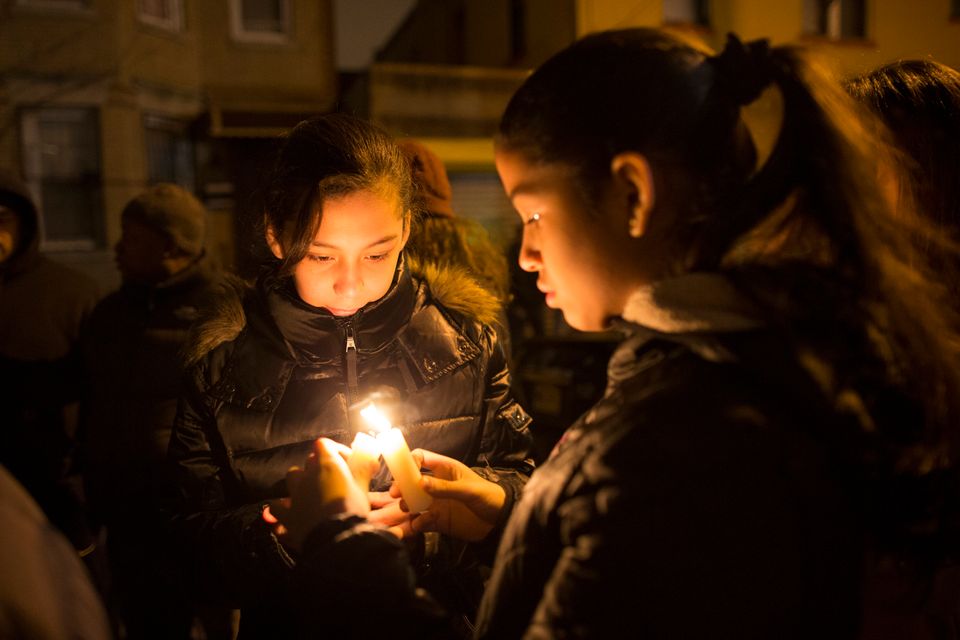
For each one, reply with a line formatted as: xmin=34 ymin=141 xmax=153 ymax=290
xmin=628 ymin=216 xmax=643 ymax=238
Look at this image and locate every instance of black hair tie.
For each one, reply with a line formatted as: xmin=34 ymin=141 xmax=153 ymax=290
xmin=710 ymin=33 xmax=775 ymax=106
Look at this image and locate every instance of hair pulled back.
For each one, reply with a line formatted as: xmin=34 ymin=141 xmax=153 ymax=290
xmin=498 ymin=28 xmax=960 ymax=483
xmin=262 ymin=113 xmax=415 ymax=275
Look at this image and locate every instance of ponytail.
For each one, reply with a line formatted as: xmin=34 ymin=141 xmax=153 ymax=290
xmin=700 ymin=35 xmax=960 ymax=474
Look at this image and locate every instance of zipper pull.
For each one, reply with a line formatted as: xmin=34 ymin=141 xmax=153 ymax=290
xmin=344 ymin=324 xmax=359 ymax=406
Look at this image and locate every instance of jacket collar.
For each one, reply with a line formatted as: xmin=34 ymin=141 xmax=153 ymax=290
xmin=118 ymin=251 xmax=216 ymax=300
xmin=620 ymin=272 xmax=763 ymax=334
xmin=605 ymin=272 xmax=765 ymax=382
xmin=263 ymin=256 xmax=417 ymax=364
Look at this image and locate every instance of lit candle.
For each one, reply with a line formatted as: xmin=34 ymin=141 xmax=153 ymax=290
xmin=360 ymin=404 xmax=433 ymax=513
xmin=347 ymin=432 xmax=380 ymax=490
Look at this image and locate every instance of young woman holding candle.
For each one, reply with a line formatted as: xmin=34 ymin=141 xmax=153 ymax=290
xmin=272 ymin=29 xmax=960 ymax=638
xmin=166 ymin=113 xmax=534 ymax=637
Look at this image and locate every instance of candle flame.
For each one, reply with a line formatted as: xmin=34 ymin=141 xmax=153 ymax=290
xmin=360 ymin=403 xmax=392 ymax=433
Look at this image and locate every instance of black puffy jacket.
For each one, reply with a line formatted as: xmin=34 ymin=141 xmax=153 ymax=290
xmin=167 ymin=258 xmax=534 ymax=618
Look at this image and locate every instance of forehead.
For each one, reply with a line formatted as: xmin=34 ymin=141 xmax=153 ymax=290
xmin=311 ymin=188 xmax=405 ymax=241
xmin=494 ymin=148 xmax=580 ymax=199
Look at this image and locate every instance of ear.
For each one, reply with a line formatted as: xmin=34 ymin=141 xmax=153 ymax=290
xmin=265 ymin=222 xmax=284 ymax=260
xmin=610 ymin=152 xmax=656 ymax=239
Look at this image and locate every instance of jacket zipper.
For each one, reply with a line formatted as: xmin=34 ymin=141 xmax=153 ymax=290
xmin=344 ymin=323 xmax=359 ymax=407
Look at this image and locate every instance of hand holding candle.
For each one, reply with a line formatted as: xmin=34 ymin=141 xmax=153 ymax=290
xmin=360 ymin=404 xmax=433 ymax=513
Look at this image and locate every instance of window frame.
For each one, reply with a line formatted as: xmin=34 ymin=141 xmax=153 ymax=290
xmin=662 ymin=0 xmax=711 ymax=29
xmin=19 ymin=106 xmax=104 ymax=252
xmin=802 ymin=0 xmax=869 ymax=41
xmin=228 ymin=0 xmax=292 ymax=45
xmin=136 ymin=0 xmax=184 ymax=33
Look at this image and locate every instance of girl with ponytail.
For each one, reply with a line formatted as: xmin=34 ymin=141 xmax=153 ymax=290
xmin=266 ymin=29 xmax=960 ymax=638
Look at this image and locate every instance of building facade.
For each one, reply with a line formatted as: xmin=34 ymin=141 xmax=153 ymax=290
xmin=0 ymin=0 xmax=336 ymax=288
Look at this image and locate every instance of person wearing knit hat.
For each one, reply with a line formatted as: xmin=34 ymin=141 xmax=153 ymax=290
xmin=399 ymin=139 xmax=510 ymax=304
xmin=80 ymin=182 xmax=228 ymax=638
xmin=115 ymin=183 xmax=207 ymax=284
xmin=398 ymin=139 xmax=455 ymax=219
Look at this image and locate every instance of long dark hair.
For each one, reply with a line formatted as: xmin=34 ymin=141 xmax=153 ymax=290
xmin=497 ymin=29 xmax=960 ymax=480
xmin=262 ymin=113 xmax=416 ymax=275
xmin=847 ymin=60 xmax=960 ymax=238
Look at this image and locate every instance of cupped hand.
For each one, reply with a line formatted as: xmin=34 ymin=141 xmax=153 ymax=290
xmin=264 ymin=438 xmax=371 ymax=552
xmin=391 ymin=449 xmax=506 ymax=543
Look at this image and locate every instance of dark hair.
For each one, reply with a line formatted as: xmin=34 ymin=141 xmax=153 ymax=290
xmin=497 ymin=29 xmax=960 ymax=478
xmin=262 ymin=113 xmax=415 ymax=274
xmin=847 ymin=60 xmax=960 ymax=239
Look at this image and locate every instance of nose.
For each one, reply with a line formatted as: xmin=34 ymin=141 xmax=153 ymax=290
xmin=333 ymin=261 xmax=362 ymax=298
xmin=517 ymin=226 xmax=541 ymax=273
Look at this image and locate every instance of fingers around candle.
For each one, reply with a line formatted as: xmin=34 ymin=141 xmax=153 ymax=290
xmin=262 ymin=504 xmax=279 ymax=524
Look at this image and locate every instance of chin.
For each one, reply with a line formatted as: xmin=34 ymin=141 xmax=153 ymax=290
xmin=561 ymin=310 xmax=604 ymax=333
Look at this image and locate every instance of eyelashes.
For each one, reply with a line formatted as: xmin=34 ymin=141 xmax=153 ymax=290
xmin=524 ymin=212 xmax=541 ymax=226
xmin=305 ymin=253 xmax=389 ymax=263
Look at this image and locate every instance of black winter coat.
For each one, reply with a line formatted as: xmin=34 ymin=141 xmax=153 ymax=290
xmin=81 ymin=253 xmax=223 ymax=521
xmin=167 ymin=258 xmax=534 ymax=618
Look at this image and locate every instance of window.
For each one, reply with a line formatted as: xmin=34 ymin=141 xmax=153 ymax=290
xmin=803 ymin=0 xmax=867 ymax=40
xmin=230 ymin=0 xmax=291 ymax=44
xmin=19 ymin=108 xmax=103 ymax=250
xmin=663 ymin=0 xmax=710 ymax=27
xmin=144 ymin=115 xmax=195 ymax=189
xmin=137 ymin=0 xmax=183 ymax=32
xmin=15 ymin=0 xmax=91 ymax=10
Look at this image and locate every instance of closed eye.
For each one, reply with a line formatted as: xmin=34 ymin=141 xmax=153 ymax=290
xmin=306 ymin=254 xmax=333 ymax=263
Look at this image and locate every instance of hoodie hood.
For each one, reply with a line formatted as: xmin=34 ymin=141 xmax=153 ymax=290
xmin=0 ymin=168 xmax=40 ymax=277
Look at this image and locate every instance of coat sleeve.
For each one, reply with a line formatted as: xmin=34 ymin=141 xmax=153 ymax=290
xmin=480 ymin=408 xmax=856 ymax=639
xmin=473 ymin=326 xmax=535 ymax=504
xmin=165 ymin=357 xmax=294 ymax=606
xmin=293 ymin=517 xmax=459 ymax=639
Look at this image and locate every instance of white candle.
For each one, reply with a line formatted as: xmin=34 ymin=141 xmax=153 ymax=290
xmin=360 ymin=404 xmax=433 ymax=513
xmin=347 ymin=432 xmax=380 ymax=490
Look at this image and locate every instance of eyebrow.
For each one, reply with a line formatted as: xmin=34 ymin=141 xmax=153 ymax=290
xmin=311 ymin=234 xmax=398 ymax=250
xmin=506 ymin=179 xmax=547 ymax=200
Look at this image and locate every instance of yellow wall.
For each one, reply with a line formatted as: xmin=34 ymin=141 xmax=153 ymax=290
xmin=197 ymin=0 xmax=335 ymax=98
xmin=575 ymin=0 xmax=960 ymax=77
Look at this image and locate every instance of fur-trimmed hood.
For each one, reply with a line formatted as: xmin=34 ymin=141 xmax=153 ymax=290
xmin=184 ymin=255 xmax=501 ymax=367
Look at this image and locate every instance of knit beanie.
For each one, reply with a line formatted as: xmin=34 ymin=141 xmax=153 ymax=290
xmin=121 ymin=183 xmax=206 ymax=256
xmin=398 ymin=139 xmax=455 ymax=218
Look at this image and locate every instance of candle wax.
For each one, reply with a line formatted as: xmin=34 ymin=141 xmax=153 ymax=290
xmin=377 ymin=427 xmax=433 ymax=513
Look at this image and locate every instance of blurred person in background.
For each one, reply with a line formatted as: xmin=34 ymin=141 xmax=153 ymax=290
xmin=847 ymin=59 xmax=960 ymax=300
xmin=847 ymin=58 xmax=960 ymax=639
xmin=80 ymin=183 xmax=230 ymax=639
xmin=0 ymin=167 xmax=102 ymax=590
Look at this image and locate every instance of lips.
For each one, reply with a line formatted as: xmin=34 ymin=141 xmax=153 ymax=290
xmin=327 ymin=307 xmax=359 ymax=316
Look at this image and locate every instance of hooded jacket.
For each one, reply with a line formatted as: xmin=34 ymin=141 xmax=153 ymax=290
xmin=0 ymin=169 xmax=99 ymax=362
xmin=167 ymin=256 xmax=534 ymax=618
xmin=0 ymin=169 xmax=99 ymax=545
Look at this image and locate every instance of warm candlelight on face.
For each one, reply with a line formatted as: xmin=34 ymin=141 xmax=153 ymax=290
xmin=360 ymin=404 xmax=433 ymax=513
xmin=347 ymin=431 xmax=380 ymax=490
